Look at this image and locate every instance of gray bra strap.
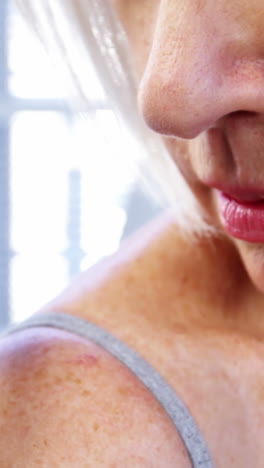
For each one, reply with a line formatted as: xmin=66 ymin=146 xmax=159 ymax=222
xmin=3 ymin=312 xmax=214 ymax=468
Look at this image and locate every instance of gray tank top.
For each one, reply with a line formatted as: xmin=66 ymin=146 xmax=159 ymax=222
xmin=2 ymin=312 xmax=214 ymax=468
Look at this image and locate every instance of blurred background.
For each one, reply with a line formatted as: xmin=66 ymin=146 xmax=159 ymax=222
xmin=0 ymin=0 xmax=160 ymax=329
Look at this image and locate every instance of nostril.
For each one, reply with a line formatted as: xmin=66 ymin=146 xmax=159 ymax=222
xmin=229 ymin=110 xmax=257 ymax=118
xmin=223 ymin=110 xmax=259 ymax=128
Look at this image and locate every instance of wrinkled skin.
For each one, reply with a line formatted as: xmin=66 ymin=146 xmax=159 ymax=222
xmin=2 ymin=3 xmax=264 ymax=466
xmin=111 ymin=0 xmax=264 ymax=294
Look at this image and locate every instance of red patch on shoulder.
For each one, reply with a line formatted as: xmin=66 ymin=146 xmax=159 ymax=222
xmin=73 ymin=353 xmax=99 ymax=368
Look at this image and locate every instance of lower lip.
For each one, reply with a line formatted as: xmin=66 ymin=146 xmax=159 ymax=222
xmin=217 ymin=192 xmax=264 ymax=243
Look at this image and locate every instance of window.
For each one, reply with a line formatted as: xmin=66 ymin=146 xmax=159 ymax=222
xmin=0 ymin=1 xmax=159 ymax=329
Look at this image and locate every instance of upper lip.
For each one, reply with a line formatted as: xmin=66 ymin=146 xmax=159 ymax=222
xmin=205 ymin=182 xmax=264 ymax=203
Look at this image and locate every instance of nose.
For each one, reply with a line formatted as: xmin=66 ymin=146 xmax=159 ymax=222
xmin=138 ymin=0 xmax=264 ymax=139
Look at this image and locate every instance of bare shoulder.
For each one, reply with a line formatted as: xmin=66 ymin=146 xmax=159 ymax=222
xmin=44 ymin=211 xmax=202 ymax=316
xmin=45 ymin=210 xmax=233 ymax=328
xmin=0 ymin=326 xmax=190 ymax=467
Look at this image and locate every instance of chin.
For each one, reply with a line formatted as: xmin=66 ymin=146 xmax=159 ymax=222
xmin=236 ymin=240 xmax=264 ymax=294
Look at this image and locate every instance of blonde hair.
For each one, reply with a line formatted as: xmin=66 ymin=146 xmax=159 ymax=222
xmin=15 ymin=0 xmax=212 ymax=234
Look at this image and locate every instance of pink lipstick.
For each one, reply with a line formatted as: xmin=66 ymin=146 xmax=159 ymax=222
xmin=217 ymin=192 xmax=264 ymax=243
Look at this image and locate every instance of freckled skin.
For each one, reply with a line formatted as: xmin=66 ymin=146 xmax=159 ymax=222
xmin=2 ymin=0 xmax=264 ymax=466
xmin=68 ymin=353 xmax=99 ymax=368
xmin=34 ymin=214 xmax=264 ymax=466
xmin=108 ymin=1 xmax=264 ymax=464
xmin=0 ymin=326 xmax=190 ymax=466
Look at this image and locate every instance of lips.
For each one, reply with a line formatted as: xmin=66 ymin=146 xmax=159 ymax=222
xmin=216 ymin=191 xmax=264 ymax=243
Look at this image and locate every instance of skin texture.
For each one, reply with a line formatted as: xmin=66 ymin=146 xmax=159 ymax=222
xmin=2 ymin=1 xmax=264 ymax=466
xmin=7 ymin=214 xmax=264 ymax=466
xmin=111 ymin=0 xmax=264 ymax=294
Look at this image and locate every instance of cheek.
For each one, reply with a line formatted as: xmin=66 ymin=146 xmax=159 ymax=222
xmin=164 ymin=136 xmax=206 ymax=185
xmin=164 ymin=138 xmax=193 ymax=177
xmin=111 ymin=0 xmax=160 ymax=77
xmin=236 ymin=242 xmax=264 ymax=294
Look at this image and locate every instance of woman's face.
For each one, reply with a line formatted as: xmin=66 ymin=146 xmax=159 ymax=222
xmin=111 ymin=0 xmax=264 ymax=292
